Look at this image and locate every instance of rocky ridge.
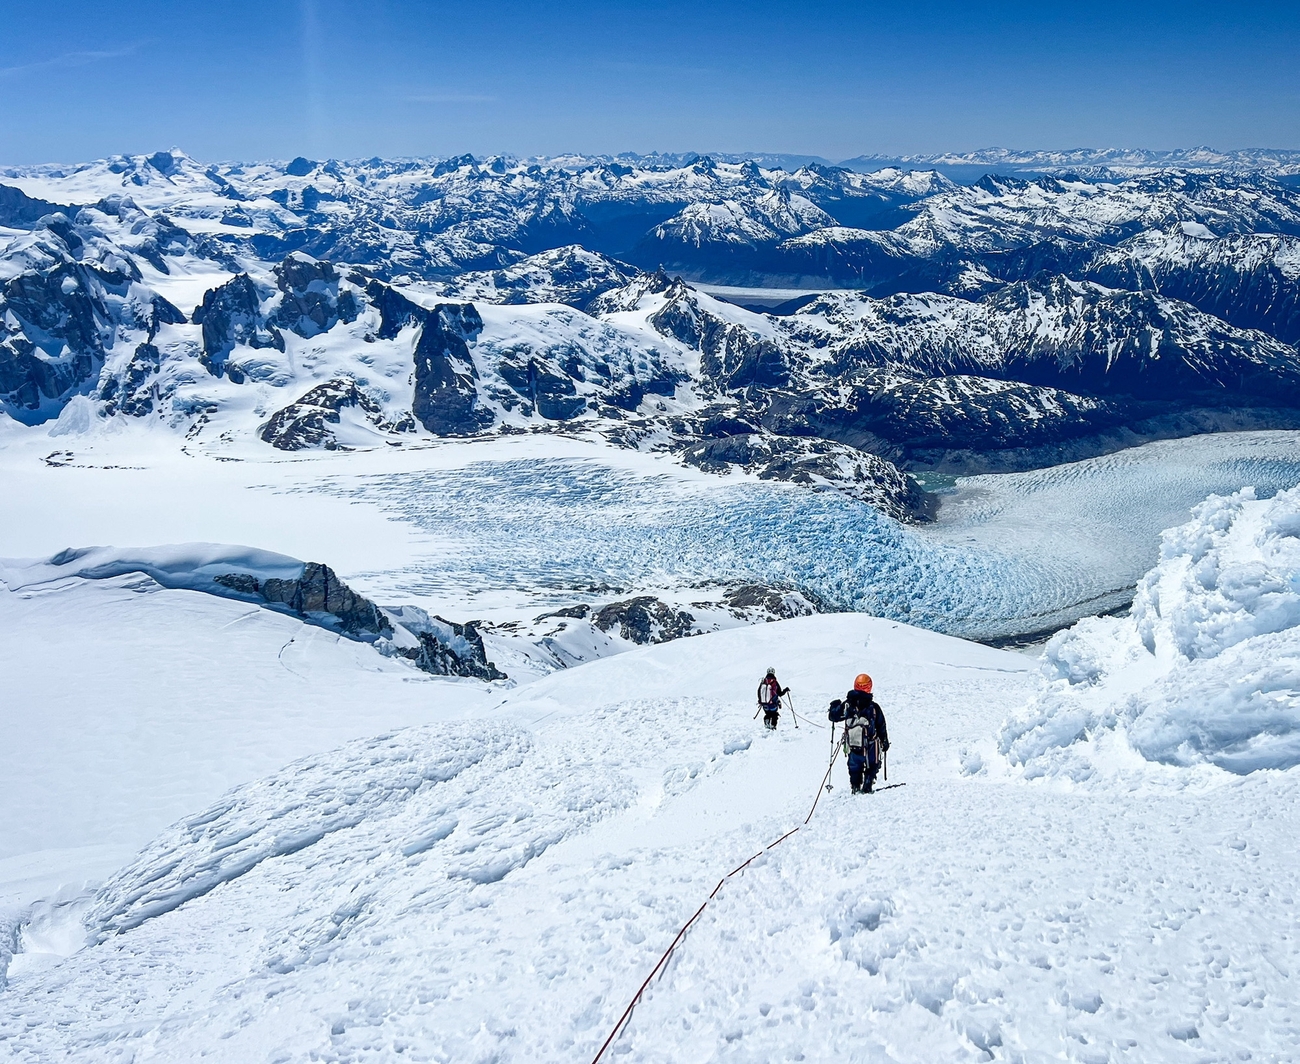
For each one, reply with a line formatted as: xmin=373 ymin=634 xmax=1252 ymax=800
xmin=2 ymin=547 xmax=506 ymax=681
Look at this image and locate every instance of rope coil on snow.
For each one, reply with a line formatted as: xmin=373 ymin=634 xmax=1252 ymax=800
xmin=588 ymin=725 xmax=844 ymax=1064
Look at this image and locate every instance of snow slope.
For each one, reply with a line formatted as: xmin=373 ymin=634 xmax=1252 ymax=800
xmin=4 ymin=593 xmax=1299 ymax=1061
xmin=0 ymin=572 xmax=494 ymax=906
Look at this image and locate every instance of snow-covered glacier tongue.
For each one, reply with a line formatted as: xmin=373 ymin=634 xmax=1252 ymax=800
xmin=1002 ymin=483 xmax=1300 ymax=777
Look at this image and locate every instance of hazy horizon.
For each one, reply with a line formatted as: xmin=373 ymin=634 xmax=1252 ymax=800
xmin=3 ymin=0 xmax=1297 ymax=165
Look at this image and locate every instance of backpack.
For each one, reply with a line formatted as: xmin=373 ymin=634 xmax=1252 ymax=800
xmin=759 ymin=677 xmax=781 ymax=707
xmin=844 ymin=716 xmax=877 ymax=751
xmin=842 ymin=693 xmax=878 ymax=750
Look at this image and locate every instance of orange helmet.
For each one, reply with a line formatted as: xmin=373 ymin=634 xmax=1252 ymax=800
xmin=854 ymin=673 xmax=873 ymax=693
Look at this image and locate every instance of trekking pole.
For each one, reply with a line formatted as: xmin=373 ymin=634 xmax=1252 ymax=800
xmin=807 ymin=733 xmax=841 ymax=820
xmin=786 ymin=692 xmax=799 ymax=729
xmin=753 ymin=704 xmax=762 ymax=720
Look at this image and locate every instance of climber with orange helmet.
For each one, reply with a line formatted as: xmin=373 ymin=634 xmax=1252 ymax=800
xmin=827 ymin=672 xmax=889 ymax=793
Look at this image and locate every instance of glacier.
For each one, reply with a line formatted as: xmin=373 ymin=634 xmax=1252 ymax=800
xmin=297 ymin=433 xmax=1300 ymax=641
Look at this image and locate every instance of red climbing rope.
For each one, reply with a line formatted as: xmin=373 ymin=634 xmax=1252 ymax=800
xmin=588 ymin=730 xmax=843 ymax=1064
xmin=587 ymin=827 xmax=801 ymax=1064
xmin=804 ymin=730 xmax=843 ymax=826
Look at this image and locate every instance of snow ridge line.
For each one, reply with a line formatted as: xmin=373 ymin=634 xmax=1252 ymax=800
xmin=590 ymin=735 xmax=843 ymax=1064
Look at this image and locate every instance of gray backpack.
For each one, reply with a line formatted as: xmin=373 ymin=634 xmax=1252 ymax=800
xmin=843 ymin=712 xmax=877 ymax=752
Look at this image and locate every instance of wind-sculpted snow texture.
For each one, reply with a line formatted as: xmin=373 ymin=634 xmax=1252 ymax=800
xmin=5 ymin=614 xmax=1300 ymax=1062
xmin=1002 ymin=484 xmax=1300 ymax=777
xmin=85 ymin=725 xmax=541 ymax=937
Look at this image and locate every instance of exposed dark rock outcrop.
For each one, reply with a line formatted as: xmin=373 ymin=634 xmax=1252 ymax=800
xmin=1 ymin=258 xmax=126 ymax=418
xmin=679 ymin=431 xmax=936 ymax=522
xmin=432 ymin=246 xmax=638 ymax=311
xmin=362 ymin=278 xmax=428 ymax=339
xmin=259 ymin=376 xmax=413 ymax=450
xmin=214 ymin=562 xmax=389 ymax=639
xmin=0 ymin=330 xmax=98 ymax=417
xmin=270 ymin=254 xmax=359 ymax=337
xmin=3 ymin=263 xmax=105 ymax=360
xmin=98 ymin=342 xmax=162 ymax=416
xmin=983 ymin=277 xmax=1300 ymax=401
xmin=758 ymin=372 xmax=1129 ymax=465
xmin=720 ymin=583 xmax=825 ymax=620
xmin=647 ymin=280 xmax=790 ymax=391
xmin=213 ymin=565 xmax=504 ymax=680
xmin=536 ymin=604 xmax=592 ymax=621
xmin=392 ymin=613 xmax=506 ymax=681
xmin=0 ymin=184 xmax=73 ymax=228
xmin=496 ymin=354 xmax=586 ymax=420
xmin=997 ymin=232 xmax=1300 ymax=347
xmin=0 ymin=204 xmax=195 ymax=422
xmin=412 ymin=303 xmax=492 ymax=435
xmin=192 ymin=274 xmax=284 ymax=377
xmin=134 ymin=292 xmax=187 ymax=339
xmin=592 ymin=596 xmax=699 ymax=644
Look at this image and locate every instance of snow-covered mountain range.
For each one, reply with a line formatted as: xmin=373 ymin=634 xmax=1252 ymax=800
xmin=6 ymin=147 xmax=1300 ymax=1063
xmin=5 ymin=149 xmax=1300 ymax=513
xmin=842 ymin=146 xmax=1300 ymax=177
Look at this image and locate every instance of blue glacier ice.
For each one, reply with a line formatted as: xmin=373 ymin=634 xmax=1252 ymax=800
xmin=309 ymin=432 xmax=1300 ymax=641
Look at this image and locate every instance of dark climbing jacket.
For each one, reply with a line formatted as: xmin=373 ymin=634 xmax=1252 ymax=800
xmin=829 ymin=690 xmax=889 ymax=752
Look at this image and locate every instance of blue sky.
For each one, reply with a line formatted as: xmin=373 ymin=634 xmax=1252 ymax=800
xmin=2 ymin=0 xmax=1297 ymax=164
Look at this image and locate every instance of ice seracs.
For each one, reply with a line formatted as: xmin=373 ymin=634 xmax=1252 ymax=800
xmin=1002 ymin=483 xmax=1300 ymax=777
